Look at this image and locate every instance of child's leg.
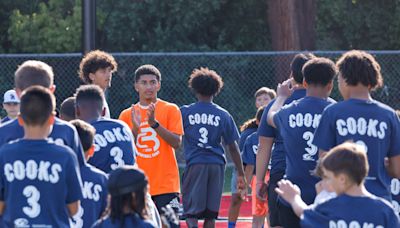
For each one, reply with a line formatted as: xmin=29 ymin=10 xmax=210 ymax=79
xmin=205 ymin=164 xmax=225 ymax=228
xmin=228 ymin=168 xmax=243 ymax=227
xmin=186 ymin=218 xmax=199 ymax=228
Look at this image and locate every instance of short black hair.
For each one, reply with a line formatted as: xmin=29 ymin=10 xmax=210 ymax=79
xmin=188 ymin=67 xmax=224 ymax=97
xmin=75 ymin=85 xmax=104 ymax=111
xmin=322 ymin=142 xmax=369 ymax=185
xmin=336 ymin=50 xmax=383 ymax=90
xmin=70 ymin=119 xmax=95 ymax=152
xmin=134 ymin=64 xmax=161 ymax=82
xmin=291 ymin=53 xmax=315 ymax=84
xmin=20 ymin=86 xmax=55 ymax=126
xmin=60 ymin=97 xmax=76 ymax=121
xmin=302 ymin=57 xmax=337 ymax=86
xmin=79 ymin=50 xmax=118 ymax=84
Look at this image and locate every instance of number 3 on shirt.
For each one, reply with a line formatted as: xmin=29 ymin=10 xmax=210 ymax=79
xmin=197 ymin=127 xmax=209 ymax=148
xmin=23 ymin=185 xmax=41 ymax=218
xmin=110 ymin=146 xmax=125 ymax=170
xmin=303 ymin=131 xmax=317 ymax=161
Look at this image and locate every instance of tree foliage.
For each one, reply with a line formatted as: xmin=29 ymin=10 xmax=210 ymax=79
xmin=2 ymin=0 xmax=400 ymax=53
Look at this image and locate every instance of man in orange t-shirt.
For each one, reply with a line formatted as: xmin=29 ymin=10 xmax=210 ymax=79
xmin=119 ymin=64 xmax=183 ymax=215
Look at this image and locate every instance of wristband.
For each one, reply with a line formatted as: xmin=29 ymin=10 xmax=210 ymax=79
xmin=150 ymin=121 xmax=160 ymax=129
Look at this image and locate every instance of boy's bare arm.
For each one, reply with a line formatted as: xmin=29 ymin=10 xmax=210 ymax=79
xmin=67 ymin=200 xmax=80 ymax=217
xmin=275 ymin=179 xmax=308 ymax=217
xmin=387 ymin=155 xmax=400 ymax=178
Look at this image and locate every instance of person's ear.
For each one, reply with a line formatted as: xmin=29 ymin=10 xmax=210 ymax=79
xmin=75 ymin=106 xmax=80 ymax=118
xmin=48 ymin=113 xmax=55 ymax=125
xmin=89 ymin=73 xmax=96 ymax=82
xmin=134 ymin=82 xmax=139 ymax=92
xmin=303 ymin=80 xmax=308 ymax=88
xmin=17 ymin=115 xmax=24 ymax=126
xmin=156 ymin=81 xmax=161 ymax=92
xmin=87 ymin=145 xmax=95 ymax=159
xmin=49 ymin=85 xmax=56 ymax=94
xmin=15 ymin=88 xmax=22 ymax=98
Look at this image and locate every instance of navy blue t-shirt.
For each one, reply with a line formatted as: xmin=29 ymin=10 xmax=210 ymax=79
xmin=273 ymin=96 xmax=335 ymax=204
xmin=301 ymin=194 xmax=400 ymax=228
xmin=0 ymin=118 xmax=86 ymax=167
xmin=0 ymin=116 xmax=10 ymax=124
xmin=88 ymin=118 xmax=136 ymax=173
xmin=70 ymin=164 xmax=108 ymax=228
xmin=239 ymin=128 xmax=257 ymax=152
xmin=241 ymin=132 xmax=259 ymax=175
xmin=180 ymin=102 xmax=240 ymax=165
xmin=313 ymin=99 xmax=400 ymax=200
xmin=0 ymin=139 xmax=82 ymax=228
xmin=258 ymin=89 xmax=306 ymax=175
xmin=93 ymin=214 xmax=155 ymax=228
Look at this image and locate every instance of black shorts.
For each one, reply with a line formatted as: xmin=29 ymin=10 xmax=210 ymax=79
xmin=152 ymin=193 xmax=180 ymax=214
xmin=277 ymin=199 xmax=300 ymax=228
xmin=267 ymin=171 xmax=284 ymax=227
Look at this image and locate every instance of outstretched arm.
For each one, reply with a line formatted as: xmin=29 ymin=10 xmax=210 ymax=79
xmin=275 ymin=180 xmax=308 ymax=217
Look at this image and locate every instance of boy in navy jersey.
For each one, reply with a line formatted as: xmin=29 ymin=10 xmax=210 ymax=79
xmin=181 ymin=67 xmax=246 ymax=228
xmin=267 ymin=57 xmax=337 ymax=228
xmin=276 ymin=142 xmax=400 ymax=228
xmin=313 ymin=50 xmax=400 ymax=200
xmin=241 ymin=107 xmax=269 ymax=227
xmin=70 ymin=119 xmax=108 ymax=228
xmin=256 ymin=53 xmax=314 ymax=228
xmin=60 ymin=97 xmax=76 ymax=121
xmin=75 ymin=85 xmax=136 ymax=173
xmin=392 ymin=110 xmax=400 ymax=215
xmin=228 ymin=88 xmax=276 ymax=228
xmin=0 ymin=86 xmax=82 ymax=227
xmin=0 ymin=60 xmax=86 ymax=167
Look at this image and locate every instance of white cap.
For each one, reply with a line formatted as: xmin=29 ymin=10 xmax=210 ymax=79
xmin=3 ymin=90 xmax=20 ymax=104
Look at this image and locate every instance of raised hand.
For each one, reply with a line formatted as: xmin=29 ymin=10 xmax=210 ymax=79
xmin=275 ymin=179 xmax=301 ymax=204
xmin=147 ymin=103 xmax=157 ymax=126
xmin=131 ymin=104 xmax=141 ymax=131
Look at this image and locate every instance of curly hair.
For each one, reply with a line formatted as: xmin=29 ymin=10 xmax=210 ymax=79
xmin=336 ymin=50 xmax=383 ymax=90
xmin=188 ymin=67 xmax=224 ymax=97
xmin=79 ymin=50 xmax=118 ymax=84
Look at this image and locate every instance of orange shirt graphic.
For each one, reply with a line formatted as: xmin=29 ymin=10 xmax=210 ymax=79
xmin=119 ymin=99 xmax=184 ymax=196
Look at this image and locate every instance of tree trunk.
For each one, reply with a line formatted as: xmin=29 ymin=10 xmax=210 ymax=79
xmin=267 ymin=0 xmax=316 ymax=82
xmin=267 ymin=0 xmax=316 ymax=50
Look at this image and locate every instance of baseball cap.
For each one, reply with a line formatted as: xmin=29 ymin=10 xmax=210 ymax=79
xmin=3 ymin=90 xmax=20 ymax=104
xmin=108 ymin=166 xmax=148 ymax=196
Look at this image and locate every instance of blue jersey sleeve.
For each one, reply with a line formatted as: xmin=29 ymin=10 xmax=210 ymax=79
xmin=301 ymin=206 xmax=329 ymax=228
xmin=222 ymin=114 xmax=240 ymax=145
xmin=241 ymin=137 xmax=256 ymax=166
xmin=312 ymin=108 xmax=336 ymax=151
xmin=66 ymin=152 xmax=83 ymax=204
xmin=258 ymin=102 xmax=276 ymax=138
xmin=388 ymin=112 xmax=400 ymax=157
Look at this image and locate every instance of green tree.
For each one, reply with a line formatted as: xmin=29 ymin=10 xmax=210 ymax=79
xmin=7 ymin=0 xmax=82 ymax=53
xmin=97 ymin=0 xmax=270 ymax=51
xmin=317 ymin=0 xmax=400 ymax=50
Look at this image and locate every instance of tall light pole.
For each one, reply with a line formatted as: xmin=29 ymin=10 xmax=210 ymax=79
xmin=82 ymin=0 xmax=96 ymax=54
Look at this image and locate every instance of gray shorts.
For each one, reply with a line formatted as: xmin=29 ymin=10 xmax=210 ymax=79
xmin=182 ymin=164 xmax=225 ymax=219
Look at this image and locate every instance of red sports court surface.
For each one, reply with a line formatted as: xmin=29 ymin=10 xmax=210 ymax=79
xmin=179 ymin=194 xmax=269 ymax=228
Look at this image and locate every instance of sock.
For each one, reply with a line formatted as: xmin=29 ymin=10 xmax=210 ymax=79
xmin=228 ymin=221 xmax=236 ymax=228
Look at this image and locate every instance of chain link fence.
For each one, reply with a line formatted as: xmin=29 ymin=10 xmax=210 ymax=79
xmin=1 ymin=51 xmax=400 ymax=163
